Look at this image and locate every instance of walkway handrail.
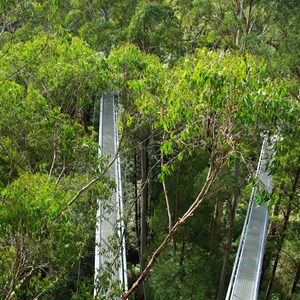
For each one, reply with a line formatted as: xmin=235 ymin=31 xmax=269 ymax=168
xmin=94 ymin=92 xmax=128 ymax=297
xmin=226 ymin=137 xmax=271 ymax=300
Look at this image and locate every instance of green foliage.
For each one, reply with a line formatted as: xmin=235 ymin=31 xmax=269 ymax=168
xmin=0 ymin=0 xmax=62 ymax=38
xmin=0 ymin=30 xmax=112 ymax=298
xmin=255 ymin=189 xmax=271 ymax=205
xmin=128 ymin=47 xmax=290 ymax=167
xmin=128 ymin=2 xmax=183 ymax=60
xmin=0 ymin=0 xmax=300 ymax=298
xmin=147 ymin=246 xmax=218 ymax=299
xmin=0 ymin=33 xmax=108 ymax=109
xmin=0 ymin=81 xmax=100 ymax=184
xmin=0 ymin=173 xmax=97 ymax=298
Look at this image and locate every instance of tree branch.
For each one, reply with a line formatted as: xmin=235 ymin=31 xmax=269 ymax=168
xmin=161 ymin=151 xmax=172 ymax=232
xmin=67 ymin=154 xmax=117 ymax=206
xmin=121 ymin=151 xmax=228 ymax=299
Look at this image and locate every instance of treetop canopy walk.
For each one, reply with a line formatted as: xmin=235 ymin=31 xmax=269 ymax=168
xmin=226 ymin=139 xmax=272 ymax=300
xmin=94 ymin=92 xmax=273 ymax=299
xmin=94 ymin=92 xmax=127 ymax=298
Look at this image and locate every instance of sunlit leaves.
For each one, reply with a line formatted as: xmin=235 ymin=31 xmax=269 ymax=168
xmin=0 ymin=173 xmax=98 ymax=298
xmin=113 ymin=44 xmax=291 ymax=182
xmin=0 ymin=79 xmax=101 ymax=185
xmin=0 ymin=34 xmax=108 ymax=109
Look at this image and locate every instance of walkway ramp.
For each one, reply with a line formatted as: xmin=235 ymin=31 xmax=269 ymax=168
xmin=94 ymin=92 xmax=127 ymax=297
xmin=226 ymin=140 xmax=272 ymax=300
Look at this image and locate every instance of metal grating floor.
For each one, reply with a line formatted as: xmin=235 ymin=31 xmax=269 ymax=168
xmin=226 ymin=141 xmax=272 ymax=300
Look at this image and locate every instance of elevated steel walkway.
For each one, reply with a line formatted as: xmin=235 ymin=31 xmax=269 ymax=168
xmin=226 ymin=139 xmax=272 ymax=300
xmin=94 ymin=92 xmax=127 ymax=297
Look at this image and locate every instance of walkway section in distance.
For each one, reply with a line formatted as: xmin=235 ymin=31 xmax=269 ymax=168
xmin=226 ymin=139 xmax=272 ymax=300
xmin=94 ymin=92 xmax=128 ymax=298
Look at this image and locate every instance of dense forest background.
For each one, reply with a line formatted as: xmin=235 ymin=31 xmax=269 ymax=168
xmin=0 ymin=0 xmax=299 ymax=299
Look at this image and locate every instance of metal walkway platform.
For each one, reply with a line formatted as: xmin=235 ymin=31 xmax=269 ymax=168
xmin=226 ymin=140 xmax=272 ymax=300
xmin=94 ymin=92 xmax=127 ymax=297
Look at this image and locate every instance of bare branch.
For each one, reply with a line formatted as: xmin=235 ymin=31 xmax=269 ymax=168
xmin=49 ymin=134 xmax=58 ymax=178
xmin=121 ymin=151 xmax=228 ymax=299
xmin=161 ymin=150 xmax=172 ymax=232
xmin=67 ymin=156 xmax=116 ymax=206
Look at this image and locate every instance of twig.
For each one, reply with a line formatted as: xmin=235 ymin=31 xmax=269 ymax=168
xmin=67 ymin=155 xmax=117 ymax=206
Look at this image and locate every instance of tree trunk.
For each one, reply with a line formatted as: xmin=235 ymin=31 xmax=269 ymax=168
xmin=235 ymin=0 xmax=244 ymax=46
xmin=264 ymin=209 xmax=291 ymax=300
xmin=217 ymin=193 xmax=238 ymax=300
xmin=289 ymin=262 xmax=300 ymax=298
xmin=209 ymin=198 xmax=224 ymax=258
xmin=134 ymin=149 xmax=140 ymax=250
xmin=103 ymin=5 xmax=110 ymax=22
xmin=140 ymin=138 xmax=149 ymax=272
xmin=161 ymin=151 xmax=172 ymax=233
xmin=265 ymin=164 xmax=299 ymax=300
xmin=176 ymin=240 xmax=186 ymax=298
xmin=261 ymin=203 xmax=279 ymax=281
xmin=173 ymin=162 xmax=181 ymax=251
xmin=216 ymin=162 xmax=239 ymax=300
xmin=267 ymin=204 xmax=280 ymax=238
xmin=245 ymin=0 xmax=255 ymax=34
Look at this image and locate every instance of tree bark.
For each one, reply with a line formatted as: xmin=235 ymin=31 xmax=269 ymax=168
xmin=161 ymin=152 xmax=172 ymax=233
xmin=216 ymin=162 xmax=239 ymax=300
xmin=140 ymin=138 xmax=149 ymax=273
xmin=289 ymin=262 xmax=300 ymax=298
xmin=103 ymin=5 xmax=110 ymax=22
xmin=245 ymin=0 xmax=255 ymax=34
xmin=209 ymin=198 xmax=224 ymax=258
xmin=173 ymin=162 xmax=181 ymax=251
xmin=134 ymin=149 xmax=140 ymax=250
xmin=176 ymin=239 xmax=186 ymax=297
xmin=235 ymin=0 xmax=244 ymax=46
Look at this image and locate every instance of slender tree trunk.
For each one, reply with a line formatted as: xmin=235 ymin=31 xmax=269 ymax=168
xmin=264 ymin=209 xmax=291 ymax=300
xmin=265 ymin=163 xmax=300 ymax=300
xmin=140 ymin=138 xmax=149 ymax=272
xmin=210 ymin=198 xmax=224 ymax=258
xmin=161 ymin=152 xmax=172 ymax=233
xmin=261 ymin=203 xmax=279 ymax=280
xmin=134 ymin=149 xmax=140 ymax=250
xmin=216 ymin=162 xmax=239 ymax=300
xmin=235 ymin=0 xmax=244 ymax=46
xmin=245 ymin=0 xmax=254 ymax=34
xmin=237 ymin=0 xmax=255 ymax=51
xmin=103 ymin=5 xmax=110 ymax=22
xmin=139 ymin=138 xmax=149 ymax=300
xmin=173 ymin=162 xmax=181 ymax=251
xmin=288 ymin=262 xmax=300 ymax=298
xmin=176 ymin=239 xmax=186 ymax=298
xmin=217 ymin=192 xmax=238 ymax=300
xmin=267 ymin=204 xmax=280 ymax=238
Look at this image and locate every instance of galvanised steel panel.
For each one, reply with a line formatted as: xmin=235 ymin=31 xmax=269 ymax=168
xmin=94 ymin=92 xmax=127 ymax=297
xmin=227 ymin=140 xmax=272 ymax=300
